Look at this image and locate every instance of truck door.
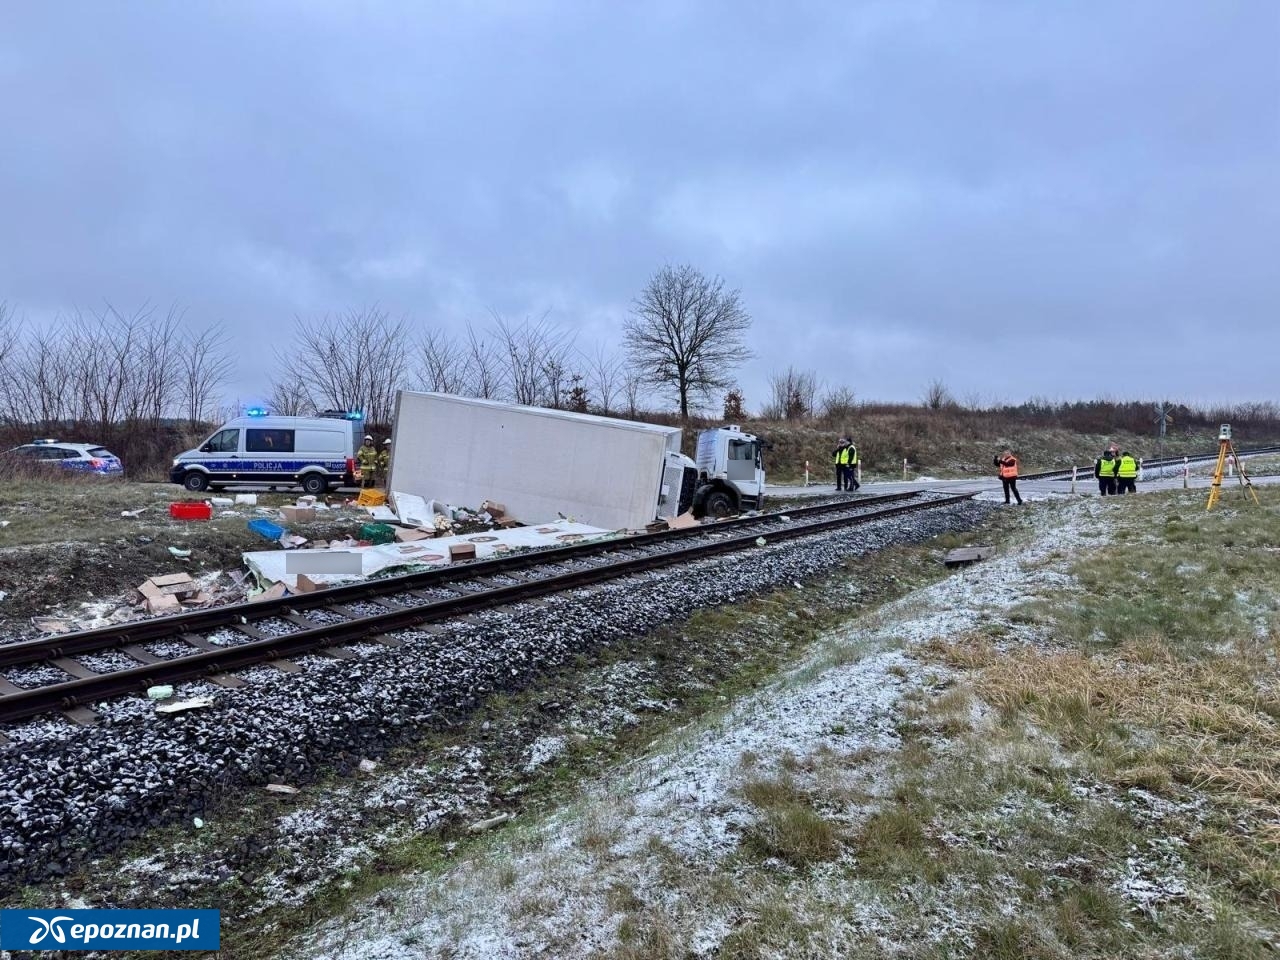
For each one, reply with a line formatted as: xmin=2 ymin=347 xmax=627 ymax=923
xmin=726 ymin=439 xmax=762 ymax=506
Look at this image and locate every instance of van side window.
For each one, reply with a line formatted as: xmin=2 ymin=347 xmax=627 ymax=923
xmin=206 ymin=429 xmax=239 ymax=453
xmin=246 ymin=429 xmax=296 ymax=453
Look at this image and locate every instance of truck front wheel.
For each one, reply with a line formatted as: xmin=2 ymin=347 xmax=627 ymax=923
xmin=704 ymin=491 xmax=735 ymax=519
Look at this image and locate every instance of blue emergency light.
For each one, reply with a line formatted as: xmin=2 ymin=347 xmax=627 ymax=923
xmin=246 ymin=407 xmax=269 ymax=417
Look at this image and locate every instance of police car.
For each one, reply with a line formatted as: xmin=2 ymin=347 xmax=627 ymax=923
xmin=5 ymin=439 xmax=125 ymax=475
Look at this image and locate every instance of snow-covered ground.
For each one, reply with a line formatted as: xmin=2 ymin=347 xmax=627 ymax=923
xmin=292 ymin=500 xmax=1111 ymax=958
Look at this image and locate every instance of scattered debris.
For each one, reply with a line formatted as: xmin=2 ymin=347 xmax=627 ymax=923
xmin=248 ymin=518 xmax=285 ymax=541
xmin=167 ymin=546 xmax=192 ymax=558
xmin=667 ymin=512 xmax=699 ymax=530
xmin=248 ymin=582 xmax=289 ymax=603
xmin=192 ymin=817 xmax=205 ymax=829
xmin=168 ymin=502 xmax=212 ymax=521
xmin=755 ymin=537 xmax=767 ymax=546
xmin=356 ymin=489 xmax=387 ymax=508
xmin=146 ymin=685 xmax=175 ymax=701
xmin=468 ymin=813 xmax=513 ymax=834
xmin=279 ymin=506 xmax=315 ymax=523
xmin=32 ymin=616 xmax=73 ymax=634
xmin=449 ymin=543 xmax=477 ymax=562
xmin=265 ymin=783 xmax=300 ymax=795
xmin=234 ymin=493 xmax=258 ymax=505
xmin=156 ymin=696 xmax=216 ymax=715
xmin=358 ymin=758 xmax=379 ymax=775
xmin=943 ymin=546 xmax=994 ymax=568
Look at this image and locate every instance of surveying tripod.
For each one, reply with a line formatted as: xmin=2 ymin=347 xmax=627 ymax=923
xmin=1206 ymin=424 xmax=1259 ymax=511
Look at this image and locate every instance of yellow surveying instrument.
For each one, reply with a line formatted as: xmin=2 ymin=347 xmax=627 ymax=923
xmin=1206 ymin=423 xmax=1259 ymax=511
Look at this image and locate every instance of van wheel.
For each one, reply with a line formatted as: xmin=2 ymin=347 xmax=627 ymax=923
xmin=705 ymin=491 xmax=735 ymax=518
xmin=300 ymin=474 xmax=328 ymax=495
xmin=183 ymin=473 xmax=209 ymax=492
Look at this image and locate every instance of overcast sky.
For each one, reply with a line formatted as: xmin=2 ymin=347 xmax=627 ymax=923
xmin=2 ymin=1 xmax=1277 ymax=410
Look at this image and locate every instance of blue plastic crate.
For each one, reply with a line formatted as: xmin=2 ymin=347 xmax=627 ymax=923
xmin=248 ymin=518 xmax=285 ymax=540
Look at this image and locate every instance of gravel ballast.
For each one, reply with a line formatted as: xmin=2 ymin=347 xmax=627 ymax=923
xmin=0 ymin=496 xmax=990 ymax=890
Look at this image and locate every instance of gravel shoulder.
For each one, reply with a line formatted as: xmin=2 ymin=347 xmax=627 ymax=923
xmin=0 ymin=494 xmax=994 ymax=957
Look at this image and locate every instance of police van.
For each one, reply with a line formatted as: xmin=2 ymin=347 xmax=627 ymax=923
xmin=169 ymin=413 xmax=360 ymax=494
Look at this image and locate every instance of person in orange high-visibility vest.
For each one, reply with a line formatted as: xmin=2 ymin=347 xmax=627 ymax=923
xmin=993 ymin=449 xmax=1023 ymax=505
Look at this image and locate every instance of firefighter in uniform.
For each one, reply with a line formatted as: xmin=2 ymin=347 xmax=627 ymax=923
xmin=1094 ymin=448 xmax=1119 ymax=496
xmin=1116 ymin=450 xmax=1139 ymax=494
xmin=377 ymin=438 xmax=392 ymax=489
xmin=994 ymin=449 xmax=1023 ymax=504
xmin=357 ymin=435 xmax=378 ymax=489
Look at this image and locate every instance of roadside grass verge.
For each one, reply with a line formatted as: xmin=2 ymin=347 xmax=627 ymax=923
xmin=910 ymin=488 xmax=1280 ymax=956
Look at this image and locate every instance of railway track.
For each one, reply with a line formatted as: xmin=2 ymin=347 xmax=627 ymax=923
xmin=0 ymin=491 xmax=975 ymax=726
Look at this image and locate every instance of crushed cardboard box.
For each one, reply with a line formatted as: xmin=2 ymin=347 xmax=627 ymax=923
xmin=280 ymin=506 xmax=316 ymax=523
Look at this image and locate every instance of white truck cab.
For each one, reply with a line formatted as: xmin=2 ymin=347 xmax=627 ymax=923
xmin=690 ymin=425 xmax=767 ymax=518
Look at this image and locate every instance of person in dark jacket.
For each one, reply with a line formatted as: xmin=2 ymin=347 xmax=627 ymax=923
xmin=831 ymin=438 xmax=850 ymax=490
xmin=994 ymin=449 xmax=1023 ymax=504
xmin=1094 ymin=448 xmax=1118 ymax=496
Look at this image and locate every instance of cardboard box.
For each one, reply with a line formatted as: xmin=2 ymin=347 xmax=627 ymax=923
xmin=294 ymin=574 xmax=324 ymax=593
xmin=495 ymin=517 xmax=521 ymax=529
xmin=482 ymin=500 xmax=507 ymax=520
xmin=280 ymin=506 xmax=316 ymax=523
xmin=394 ymin=526 xmax=432 ymax=543
xmin=249 ymin=582 xmax=289 ymax=603
xmin=145 ymin=594 xmax=182 ymax=614
xmin=667 ymin=512 xmax=700 ymax=530
xmin=448 ymin=543 xmax=477 ymax=562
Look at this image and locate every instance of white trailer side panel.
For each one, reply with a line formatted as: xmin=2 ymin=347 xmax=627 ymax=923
xmin=389 ymin=393 xmax=682 ymax=530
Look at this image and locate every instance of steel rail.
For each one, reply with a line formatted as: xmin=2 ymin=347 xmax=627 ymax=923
xmin=0 ymin=491 xmax=918 ymax=673
xmin=0 ymin=493 xmax=974 ymax=724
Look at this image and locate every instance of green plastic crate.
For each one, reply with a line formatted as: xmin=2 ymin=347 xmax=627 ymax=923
xmin=360 ymin=522 xmax=396 ymax=545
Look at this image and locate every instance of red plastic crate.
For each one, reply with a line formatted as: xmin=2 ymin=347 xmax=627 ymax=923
xmin=169 ymin=501 xmax=212 ymax=521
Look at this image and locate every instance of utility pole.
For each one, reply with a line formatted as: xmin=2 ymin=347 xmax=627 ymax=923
xmin=1153 ymin=402 xmax=1174 ymax=479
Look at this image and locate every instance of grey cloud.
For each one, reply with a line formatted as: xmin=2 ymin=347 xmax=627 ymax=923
xmin=1 ymin=0 xmax=1276 ymax=407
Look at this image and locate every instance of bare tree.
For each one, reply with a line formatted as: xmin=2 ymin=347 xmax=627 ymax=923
xmin=763 ymin=366 xmax=821 ymax=420
xmin=583 ymin=344 xmax=624 ymax=415
xmin=624 ymin=264 xmax=753 ymax=419
xmin=819 ymin=386 xmax=858 ymax=421
xmin=491 ymin=311 xmax=575 ymax=407
xmin=278 ymin=306 xmax=410 ymax=426
xmin=461 ymin=322 xmax=504 ymax=399
xmin=179 ymin=324 xmax=235 ymax=427
xmin=620 ymin=368 xmax=644 ymax=419
xmin=418 ymin=328 xmax=467 ymax=394
xmin=269 ymin=374 xmax=314 ymax=417
xmin=923 ymin=377 xmax=954 ymax=411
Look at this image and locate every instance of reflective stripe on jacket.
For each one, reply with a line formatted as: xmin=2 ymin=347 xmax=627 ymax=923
xmin=1117 ymin=455 xmax=1138 ymax=478
xmin=357 ymin=446 xmax=378 ymax=470
xmin=998 ymin=457 xmax=1018 ymax=479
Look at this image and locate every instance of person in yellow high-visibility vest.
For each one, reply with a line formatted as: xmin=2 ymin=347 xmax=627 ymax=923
xmin=1116 ymin=450 xmax=1139 ymax=494
xmin=831 ymin=438 xmax=850 ymax=490
xmin=844 ymin=439 xmax=861 ymax=491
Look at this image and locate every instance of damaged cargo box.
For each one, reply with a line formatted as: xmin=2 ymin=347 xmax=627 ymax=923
xmin=388 ymin=392 xmax=699 ymax=531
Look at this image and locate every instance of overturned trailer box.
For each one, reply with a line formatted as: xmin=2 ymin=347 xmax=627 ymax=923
xmin=388 ymin=392 xmax=699 ymax=531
